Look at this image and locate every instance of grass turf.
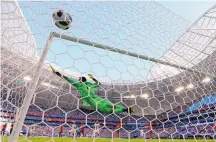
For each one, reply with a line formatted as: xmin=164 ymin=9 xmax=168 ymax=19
xmin=2 ymin=137 xmax=216 ymax=142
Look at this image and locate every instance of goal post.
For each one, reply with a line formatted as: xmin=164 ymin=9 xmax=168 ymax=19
xmin=53 ymin=32 xmax=215 ymax=78
xmin=9 ymin=32 xmax=55 ymax=142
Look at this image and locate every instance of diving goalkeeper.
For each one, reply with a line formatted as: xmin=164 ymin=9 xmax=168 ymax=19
xmin=50 ymin=65 xmax=134 ymax=114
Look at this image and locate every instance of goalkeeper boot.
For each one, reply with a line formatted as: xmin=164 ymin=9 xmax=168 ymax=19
xmin=129 ymin=107 xmax=134 ymax=114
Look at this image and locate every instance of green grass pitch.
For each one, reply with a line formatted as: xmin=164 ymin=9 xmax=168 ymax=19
xmin=2 ymin=137 xmax=216 ymax=142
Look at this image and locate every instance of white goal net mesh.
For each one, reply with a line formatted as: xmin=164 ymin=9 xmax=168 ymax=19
xmin=1 ymin=1 xmax=216 ymax=141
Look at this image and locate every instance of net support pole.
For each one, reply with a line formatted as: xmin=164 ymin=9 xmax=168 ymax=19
xmin=9 ymin=32 xmax=54 ymax=142
xmin=53 ymin=32 xmax=215 ymax=78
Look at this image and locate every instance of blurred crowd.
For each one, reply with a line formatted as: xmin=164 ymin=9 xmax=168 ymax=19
xmin=1 ymin=98 xmax=215 ymax=139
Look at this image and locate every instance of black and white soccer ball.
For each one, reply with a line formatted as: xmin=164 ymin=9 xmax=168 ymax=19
xmin=52 ymin=9 xmax=72 ymax=30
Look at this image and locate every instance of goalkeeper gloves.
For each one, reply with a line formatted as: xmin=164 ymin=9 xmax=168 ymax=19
xmin=88 ymin=74 xmax=93 ymax=79
xmin=50 ymin=65 xmax=61 ymax=77
xmin=50 ymin=65 xmax=68 ymax=79
xmin=50 ymin=65 xmax=56 ymax=73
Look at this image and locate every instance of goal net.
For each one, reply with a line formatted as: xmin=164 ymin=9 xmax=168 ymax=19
xmin=1 ymin=1 xmax=216 ymax=142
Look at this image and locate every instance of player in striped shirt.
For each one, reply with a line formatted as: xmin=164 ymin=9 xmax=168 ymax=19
xmin=93 ymin=120 xmax=100 ymax=138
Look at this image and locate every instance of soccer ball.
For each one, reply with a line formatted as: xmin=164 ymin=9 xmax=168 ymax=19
xmin=52 ymin=9 xmax=72 ymax=30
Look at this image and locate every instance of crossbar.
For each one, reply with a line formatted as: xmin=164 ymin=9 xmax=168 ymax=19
xmin=53 ymin=32 xmax=215 ymax=78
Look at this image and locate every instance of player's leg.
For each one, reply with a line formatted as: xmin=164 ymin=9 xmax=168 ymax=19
xmin=97 ymin=129 xmax=100 ymax=137
xmin=96 ymin=130 xmax=98 ymax=137
xmin=140 ymin=131 xmax=144 ymax=139
xmin=71 ymin=129 xmax=74 ymax=137
xmin=81 ymin=130 xmax=84 ymax=137
xmin=117 ymin=130 xmax=120 ymax=138
xmin=72 ymin=130 xmax=76 ymax=141
xmin=10 ymin=128 xmax=13 ymax=135
xmin=92 ymin=130 xmax=95 ymax=139
xmin=93 ymin=129 xmax=98 ymax=139
xmin=2 ymin=129 xmax=5 ymax=136
xmin=59 ymin=131 xmax=62 ymax=137
xmin=149 ymin=130 xmax=153 ymax=139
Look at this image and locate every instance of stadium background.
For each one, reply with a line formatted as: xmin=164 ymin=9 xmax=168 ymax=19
xmin=1 ymin=1 xmax=216 ymax=141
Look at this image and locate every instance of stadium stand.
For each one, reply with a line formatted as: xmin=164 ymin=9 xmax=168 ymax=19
xmin=1 ymin=94 xmax=215 ymax=139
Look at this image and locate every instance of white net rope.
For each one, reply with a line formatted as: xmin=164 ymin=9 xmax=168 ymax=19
xmin=1 ymin=1 xmax=216 ymax=141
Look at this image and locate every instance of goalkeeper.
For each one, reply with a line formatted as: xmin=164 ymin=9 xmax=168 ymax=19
xmin=50 ymin=65 xmax=134 ymax=114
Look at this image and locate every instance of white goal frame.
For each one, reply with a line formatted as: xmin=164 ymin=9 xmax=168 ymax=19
xmin=9 ymin=32 xmax=215 ymax=141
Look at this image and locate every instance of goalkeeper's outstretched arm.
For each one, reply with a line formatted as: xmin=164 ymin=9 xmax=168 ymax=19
xmin=50 ymin=65 xmax=67 ymax=79
xmin=50 ymin=65 xmax=80 ymax=86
